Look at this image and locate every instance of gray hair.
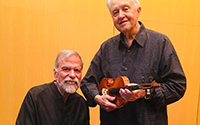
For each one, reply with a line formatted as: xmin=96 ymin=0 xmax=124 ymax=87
xmin=107 ymin=0 xmax=141 ymax=9
xmin=54 ymin=49 xmax=83 ymax=72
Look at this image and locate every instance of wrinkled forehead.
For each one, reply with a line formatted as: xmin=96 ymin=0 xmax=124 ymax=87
xmin=109 ymin=0 xmax=133 ymax=10
xmin=59 ymin=55 xmax=82 ymax=68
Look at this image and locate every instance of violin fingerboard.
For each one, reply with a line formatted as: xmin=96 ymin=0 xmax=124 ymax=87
xmin=108 ymin=86 xmax=140 ymax=95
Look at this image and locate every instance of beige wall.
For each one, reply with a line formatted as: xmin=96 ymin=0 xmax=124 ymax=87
xmin=0 ymin=0 xmax=200 ymax=125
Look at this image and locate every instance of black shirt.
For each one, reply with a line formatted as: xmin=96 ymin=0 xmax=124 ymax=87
xmin=81 ymin=21 xmax=186 ymax=125
xmin=16 ymin=80 xmax=90 ymax=125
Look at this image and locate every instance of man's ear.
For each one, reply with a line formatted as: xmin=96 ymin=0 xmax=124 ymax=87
xmin=137 ymin=7 xmax=141 ymax=18
xmin=53 ymin=68 xmax=58 ymax=80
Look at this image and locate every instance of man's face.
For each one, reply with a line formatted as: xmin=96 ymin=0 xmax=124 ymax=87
xmin=54 ymin=54 xmax=82 ymax=94
xmin=109 ymin=0 xmax=141 ymax=34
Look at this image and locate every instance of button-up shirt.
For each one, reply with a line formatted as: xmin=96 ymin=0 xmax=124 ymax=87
xmin=16 ymin=81 xmax=90 ymax=125
xmin=81 ymin=21 xmax=186 ymax=125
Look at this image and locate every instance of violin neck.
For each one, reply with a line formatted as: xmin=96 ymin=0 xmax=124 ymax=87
xmin=108 ymin=82 xmax=159 ymax=95
xmin=108 ymin=85 xmax=141 ymax=95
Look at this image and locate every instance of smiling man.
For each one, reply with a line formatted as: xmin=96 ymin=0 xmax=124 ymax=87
xmin=54 ymin=50 xmax=83 ymax=101
xmin=16 ymin=49 xmax=90 ymax=125
xmin=81 ymin=0 xmax=186 ymax=125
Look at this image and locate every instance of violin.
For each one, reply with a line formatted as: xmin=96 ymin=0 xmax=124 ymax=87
xmin=98 ymin=76 xmax=160 ymax=107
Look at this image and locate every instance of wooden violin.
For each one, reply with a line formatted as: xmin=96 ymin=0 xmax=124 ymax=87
xmin=98 ymin=76 xmax=160 ymax=107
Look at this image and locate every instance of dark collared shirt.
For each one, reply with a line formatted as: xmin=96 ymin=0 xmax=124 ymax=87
xmin=81 ymin=22 xmax=186 ymax=125
xmin=16 ymin=81 xmax=90 ymax=125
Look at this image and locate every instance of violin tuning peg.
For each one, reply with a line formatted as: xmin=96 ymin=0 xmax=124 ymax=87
xmin=141 ymin=76 xmax=145 ymax=83
xmin=149 ymin=76 xmax=154 ymax=82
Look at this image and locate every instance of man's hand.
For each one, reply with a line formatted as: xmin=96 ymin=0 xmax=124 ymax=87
xmin=94 ymin=95 xmax=118 ymax=112
xmin=119 ymin=83 xmax=146 ymax=102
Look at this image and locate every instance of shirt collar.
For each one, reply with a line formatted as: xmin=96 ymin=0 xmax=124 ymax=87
xmin=135 ymin=21 xmax=147 ymax=47
xmin=119 ymin=21 xmax=147 ymax=48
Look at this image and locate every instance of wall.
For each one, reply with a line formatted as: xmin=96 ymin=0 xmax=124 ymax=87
xmin=0 ymin=0 xmax=200 ymax=125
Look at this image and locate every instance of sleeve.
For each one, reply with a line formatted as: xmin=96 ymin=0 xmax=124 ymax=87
xmin=151 ymin=37 xmax=186 ymax=109
xmin=16 ymin=90 xmax=37 ymax=125
xmin=81 ymin=47 xmax=104 ymax=107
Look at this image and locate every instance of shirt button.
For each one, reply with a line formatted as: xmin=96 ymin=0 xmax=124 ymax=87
xmin=126 ymin=50 xmax=130 ymax=53
xmin=124 ymin=67 xmax=128 ymax=71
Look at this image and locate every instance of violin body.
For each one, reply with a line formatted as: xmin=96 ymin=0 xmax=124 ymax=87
xmin=98 ymin=76 xmax=160 ymax=107
xmin=99 ymin=76 xmax=130 ymax=106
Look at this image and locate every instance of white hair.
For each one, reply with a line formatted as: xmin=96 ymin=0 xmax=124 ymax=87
xmin=54 ymin=49 xmax=83 ymax=72
xmin=107 ymin=0 xmax=141 ymax=9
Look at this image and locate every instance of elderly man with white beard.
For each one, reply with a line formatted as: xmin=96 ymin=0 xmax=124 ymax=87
xmin=16 ymin=49 xmax=90 ymax=125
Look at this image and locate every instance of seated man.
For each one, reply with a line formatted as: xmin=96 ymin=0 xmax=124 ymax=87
xmin=16 ymin=49 xmax=90 ymax=125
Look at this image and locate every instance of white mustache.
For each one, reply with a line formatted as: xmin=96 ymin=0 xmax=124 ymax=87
xmin=63 ymin=77 xmax=79 ymax=85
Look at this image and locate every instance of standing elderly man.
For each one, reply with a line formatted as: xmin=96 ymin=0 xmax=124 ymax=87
xmin=16 ymin=49 xmax=90 ymax=125
xmin=81 ymin=0 xmax=186 ymax=125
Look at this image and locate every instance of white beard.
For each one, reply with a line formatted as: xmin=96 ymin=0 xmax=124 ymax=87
xmin=57 ymin=76 xmax=80 ymax=94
